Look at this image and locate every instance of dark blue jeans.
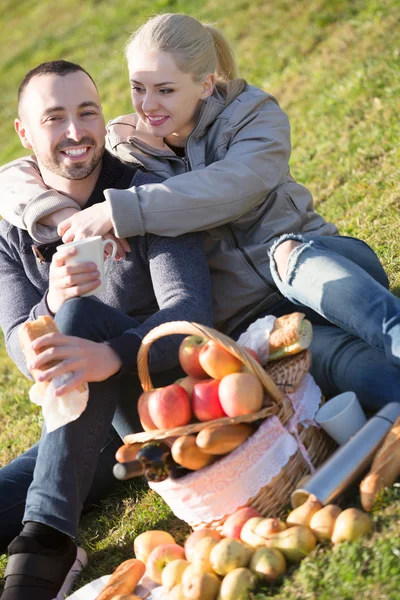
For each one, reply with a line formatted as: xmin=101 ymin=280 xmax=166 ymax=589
xmin=0 ymin=298 xmax=183 ymax=553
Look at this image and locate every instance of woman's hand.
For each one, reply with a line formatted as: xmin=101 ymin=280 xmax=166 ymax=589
xmin=57 ymin=202 xmax=113 ymax=242
xmin=28 ymin=332 xmax=122 ymax=395
xmin=47 ymin=246 xmax=101 ymax=314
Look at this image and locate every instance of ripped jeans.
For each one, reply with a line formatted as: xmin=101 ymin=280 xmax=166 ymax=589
xmin=244 ymin=234 xmax=400 ymax=413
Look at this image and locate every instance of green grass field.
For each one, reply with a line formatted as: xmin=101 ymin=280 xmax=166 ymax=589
xmin=1 ymin=0 xmax=400 ymax=597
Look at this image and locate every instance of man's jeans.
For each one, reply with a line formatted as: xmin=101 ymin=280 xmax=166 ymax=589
xmin=0 ymin=298 xmax=183 ymax=552
xmin=269 ymin=234 xmax=400 ymax=412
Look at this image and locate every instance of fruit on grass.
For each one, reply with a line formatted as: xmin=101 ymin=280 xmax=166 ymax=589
xmin=199 ymin=341 xmax=242 ymax=380
xmin=171 ymin=435 xmax=215 ymax=470
xmin=192 ymin=379 xmax=226 ymax=421
xmin=137 ymin=391 xmax=157 ymax=431
xmin=115 ymin=442 xmax=142 ymax=463
xmin=190 ymin=536 xmax=221 ymax=573
xmin=249 ymin=547 xmax=287 ymax=582
xmin=146 ymin=543 xmax=186 ymax=584
xmin=240 ymin=517 xmax=268 ymax=548
xmin=286 ymin=494 xmax=324 ymax=527
xmin=183 ymin=571 xmax=221 ymax=600
xmin=179 ymin=335 xmax=209 ymax=378
xmin=210 ymin=538 xmax=253 ymax=575
xmin=331 ymin=508 xmax=373 ymax=544
xmin=221 ymin=507 xmax=261 ymax=540
xmin=175 ymin=375 xmax=206 ymax=398
xmin=255 ymin=517 xmax=287 ymax=538
xmin=184 ymin=528 xmax=222 ymax=562
xmin=218 ymin=567 xmax=257 ymax=600
xmin=148 ymin=384 xmax=191 ymax=429
xmin=309 ymin=504 xmax=342 ymax=542
xmin=161 ymin=559 xmax=190 ymax=591
xmin=218 ymin=372 xmax=263 ymax=417
xmin=133 ymin=530 xmax=175 ymax=564
xmin=265 ymin=525 xmax=317 ymax=562
xmin=196 ymin=423 xmax=253 ymax=455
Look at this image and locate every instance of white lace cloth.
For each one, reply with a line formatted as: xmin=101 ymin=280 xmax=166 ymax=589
xmin=149 ymin=373 xmax=322 ymax=525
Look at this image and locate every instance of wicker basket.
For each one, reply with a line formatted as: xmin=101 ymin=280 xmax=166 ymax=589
xmin=125 ymin=321 xmax=334 ymax=527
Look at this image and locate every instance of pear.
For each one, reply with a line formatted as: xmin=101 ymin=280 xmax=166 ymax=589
xmin=309 ymin=504 xmax=342 ymax=542
xmin=331 ymin=508 xmax=373 ymax=544
xmin=161 ymin=559 xmax=190 ymax=591
xmin=166 ymin=583 xmax=186 ymax=600
xmin=210 ymin=538 xmax=253 ymax=576
xmin=240 ymin=517 xmax=267 ymax=548
xmin=183 ymin=571 xmax=221 ymax=600
xmin=255 ymin=517 xmax=287 ymax=538
xmin=286 ymin=494 xmax=323 ymax=527
xmin=218 ymin=567 xmax=257 ymax=600
xmin=191 ymin=536 xmax=220 ymax=573
xmin=249 ymin=547 xmax=287 ymax=582
xmin=265 ymin=525 xmax=317 ymax=562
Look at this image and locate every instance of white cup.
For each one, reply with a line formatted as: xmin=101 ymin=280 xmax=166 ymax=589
xmin=58 ymin=236 xmax=117 ymax=296
xmin=315 ymin=391 xmax=367 ymax=445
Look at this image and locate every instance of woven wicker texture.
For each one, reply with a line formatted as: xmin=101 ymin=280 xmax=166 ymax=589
xmin=124 ymin=320 xmax=334 ymax=526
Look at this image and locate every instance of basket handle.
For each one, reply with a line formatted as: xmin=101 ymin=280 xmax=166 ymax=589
xmin=137 ymin=321 xmax=286 ymax=405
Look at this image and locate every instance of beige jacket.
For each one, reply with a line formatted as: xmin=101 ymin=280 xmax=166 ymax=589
xmin=0 ymin=81 xmax=337 ymax=333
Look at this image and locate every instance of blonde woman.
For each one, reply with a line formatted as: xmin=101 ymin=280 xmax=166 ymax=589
xmin=1 ymin=13 xmax=400 ymax=411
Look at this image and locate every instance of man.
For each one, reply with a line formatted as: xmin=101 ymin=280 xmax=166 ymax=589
xmin=0 ymin=60 xmax=213 ymax=600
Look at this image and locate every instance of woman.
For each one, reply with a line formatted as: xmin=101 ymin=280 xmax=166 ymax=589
xmin=1 ymin=13 xmax=400 ymax=411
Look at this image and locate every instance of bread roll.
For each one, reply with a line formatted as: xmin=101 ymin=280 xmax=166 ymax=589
xmin=19 ymin=315 xmax=85 ymax=394
xmin=360 ymin=416 xmax=400 ymax=511
xmin=269 ymin=312 xmax=312 ymax=360
xmin=95 ymin=558 xmax=146 ymax=600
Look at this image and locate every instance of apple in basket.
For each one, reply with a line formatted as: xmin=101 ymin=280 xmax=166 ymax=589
xmin=137 ymin=390 xmax=157 ymax=431
xmin=148 ymin=384 xmax=192 ymax=429
xmin=179 ymin=335 xmax=209 ymax=378
xmin=199 ymin=340 xmax=243 ymax=379
xmin=218 ymin=372 xmax=264 ymax=417
xmin=192 ymin=379 xmax=227 ymax=421
xmin=175 ymin=375 xmax=206 ymax=398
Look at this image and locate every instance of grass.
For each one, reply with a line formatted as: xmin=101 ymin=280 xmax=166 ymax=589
xmin=1 ymin=0 xmax=400 ymax=597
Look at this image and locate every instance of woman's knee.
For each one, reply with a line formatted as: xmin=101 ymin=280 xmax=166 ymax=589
xmin=272 ymin=239 xmax=302 ymax=281
xmin=55 ymin=297 xmax=101 ymax=338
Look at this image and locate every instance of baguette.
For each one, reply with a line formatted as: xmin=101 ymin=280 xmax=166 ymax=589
xmin=359 ymin=416 xmax=400 ymax=511
xmin=19 ymin=315 xmax=85 ymax=394
xmin=95 ymin=558 xmax=146 ymax=600
xmin=269 ymin=312 xmax=312 ymax=360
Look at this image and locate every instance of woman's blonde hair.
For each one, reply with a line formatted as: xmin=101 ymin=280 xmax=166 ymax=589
xmin=125 ymin=13 xmax=238 ymax=83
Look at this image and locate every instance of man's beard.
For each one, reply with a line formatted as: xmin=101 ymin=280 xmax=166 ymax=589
xmin=37 ymin=137 xmax=105 ymax=180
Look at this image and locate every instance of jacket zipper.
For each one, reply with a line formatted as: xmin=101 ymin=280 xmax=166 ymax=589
xmin=226 ymin=224 xmax=271 ymax=287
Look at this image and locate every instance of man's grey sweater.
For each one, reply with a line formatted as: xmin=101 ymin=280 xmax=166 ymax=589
xmin=0 ymin=151 xmax=213 ymax=379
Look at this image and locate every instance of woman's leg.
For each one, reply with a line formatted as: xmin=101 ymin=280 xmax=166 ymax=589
xmin=270 ymin=235 xmax=400 ymax=366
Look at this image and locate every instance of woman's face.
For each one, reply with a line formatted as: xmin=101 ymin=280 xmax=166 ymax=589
xmin=129 ymin=49 xmax=214 ymax=146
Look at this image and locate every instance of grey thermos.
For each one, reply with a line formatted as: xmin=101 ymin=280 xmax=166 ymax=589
xmin=291 ymin=402 xmax=400 ymax=508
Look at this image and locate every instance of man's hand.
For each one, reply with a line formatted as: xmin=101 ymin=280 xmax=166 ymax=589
xmin=28 ymin=332 xmax=122 ymax=395
xmin=58 ymin=202 xmax=113 ymax=242
xmin=47 ymin=246 xmax=101 ymax=314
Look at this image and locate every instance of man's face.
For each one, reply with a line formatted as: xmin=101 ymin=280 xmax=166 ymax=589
xmin=15 ymin=71 xmax=107 ymax=181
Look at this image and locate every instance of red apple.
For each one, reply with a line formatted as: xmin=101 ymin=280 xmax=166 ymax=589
xmin=138 ymin=390 xmax=158 ymax=431
xmin=184 ymin=528 xmax=223 ymax=562
xmin=199 ymin=341 xmax=242 ymax=380
xmin=146 ymin=543 xmax=186 ymax=584
xmin=192 ymin=379 xmax=226 ymax=422
xmin=179 ymin=336 xmax=209 ymax=379
xmin=134 ymin=530 xmax=176 ymax=564
xmin=242 ymin=346 xmax=261 ymax=363
xmin=175 ymin=375 xmax=207 ymax=398
xmin=218 ymin=372 xmax=263 ymax=417
xmin=221 ymin=507 xmax=262 ymax=539
xmin=148 ymin=384 xmax=192 ymax=429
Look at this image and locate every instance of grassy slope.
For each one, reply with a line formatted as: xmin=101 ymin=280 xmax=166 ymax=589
xmin=1 ymin=0 xmax=400 ymax=597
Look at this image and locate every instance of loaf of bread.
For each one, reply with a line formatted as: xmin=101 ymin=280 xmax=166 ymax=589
xmin=19 ymin=315 xmax=85 ymax=394
xmin=95 ymin=558 xmax=146 ymax=600
xmin=359 ymin=416 xmax=400 ymax=511
xmin=269 ymin=312 xmax=312 ymax=360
